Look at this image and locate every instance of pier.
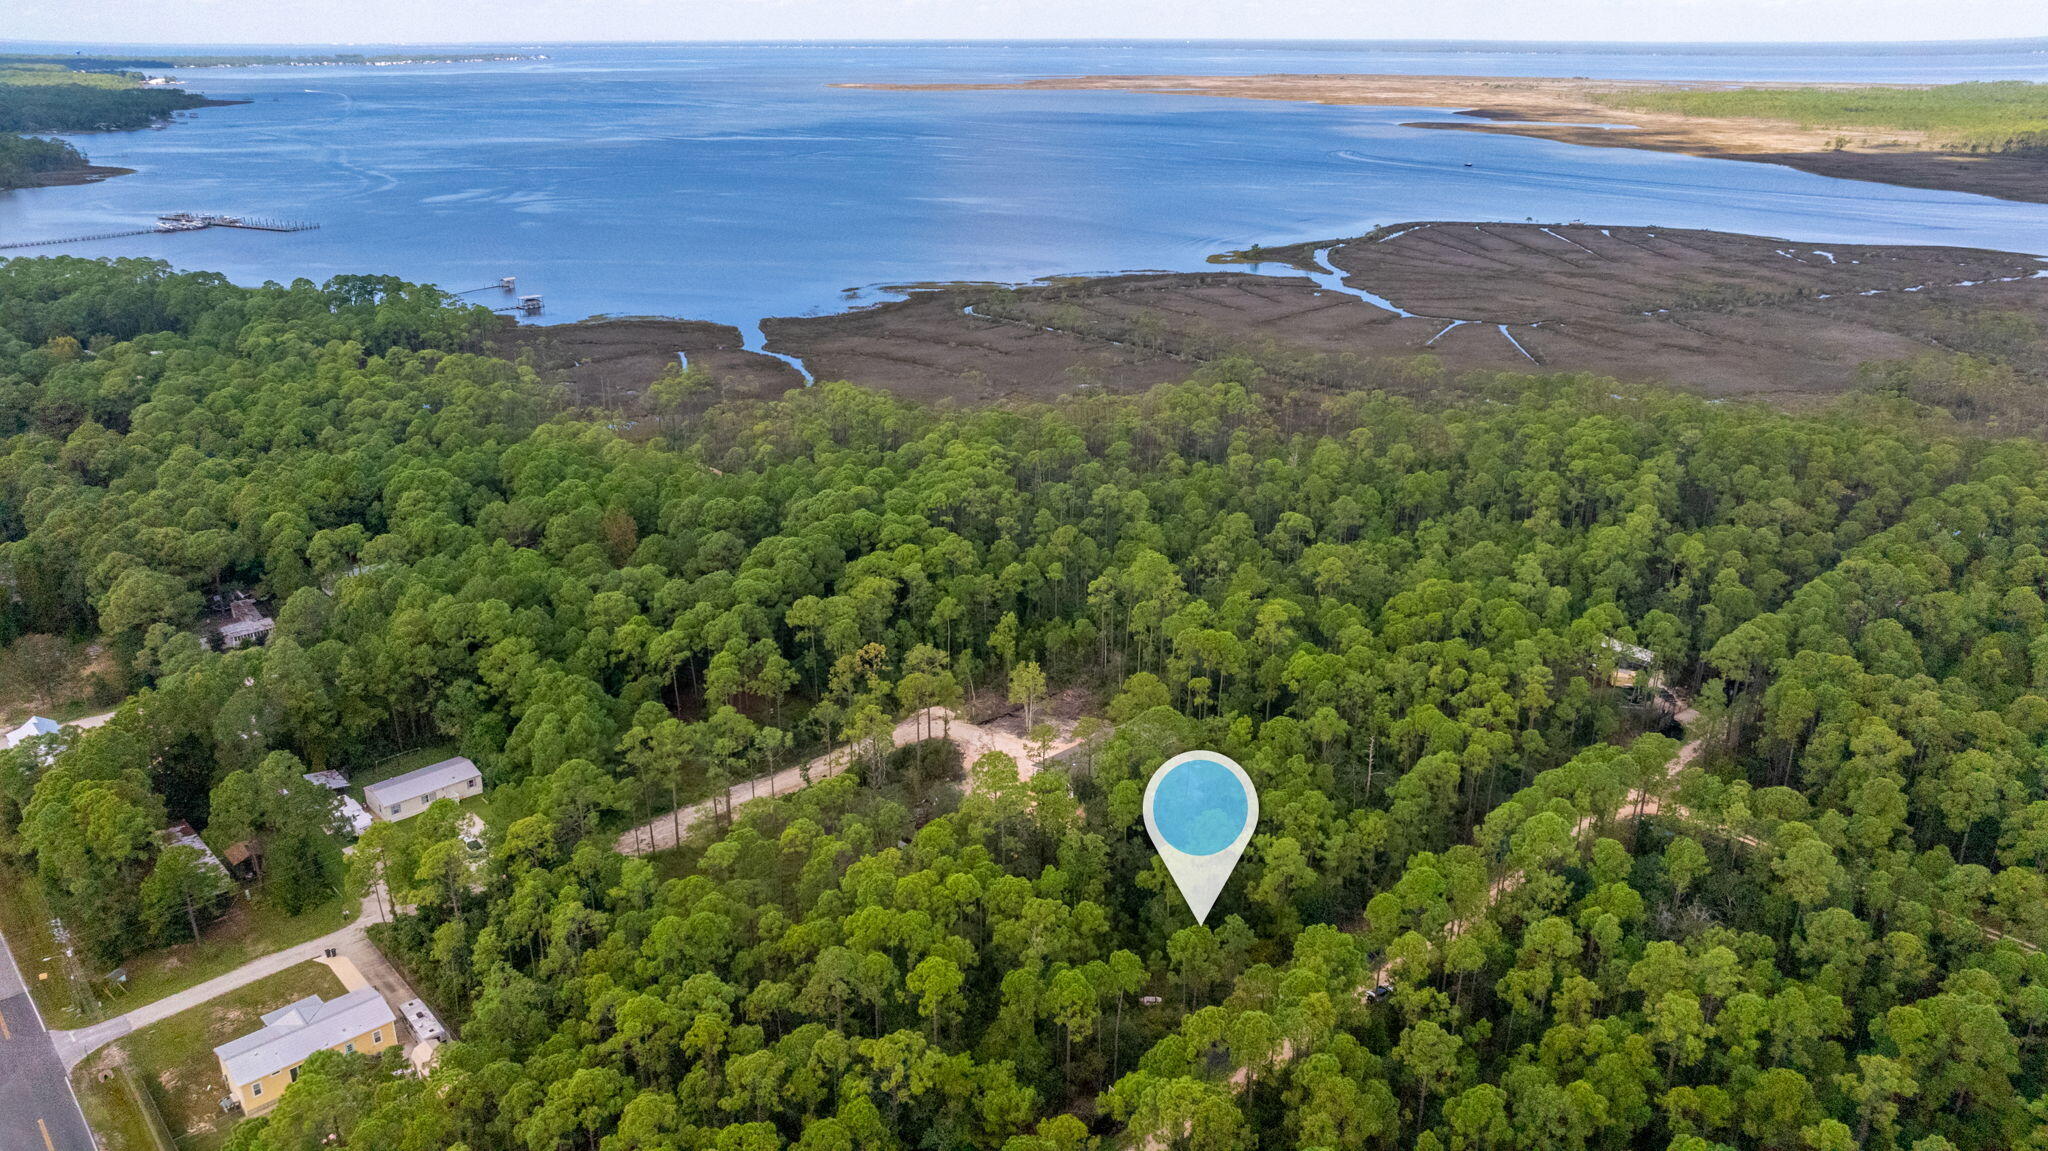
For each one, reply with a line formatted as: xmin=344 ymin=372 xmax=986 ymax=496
xmin=0 ymin=228 xmax=162 ymax=251
xmin=156 ymin=212 xmax=321 ymax=233
xmin=0 ymin=212 xmax=319 ymax=252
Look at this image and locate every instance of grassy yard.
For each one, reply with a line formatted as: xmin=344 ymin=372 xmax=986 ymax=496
xmin=0 ymin=695 xmax=115 ymax=728
xmin=348 ymin=742 xmax=516 ymax=833
xmin=93 ymin=896 xmax=356 ymax=1025
xmin=72 ymin=1067 xmax=164 ymax=1151
xmin=74 ymin=961 xmax=347 ymax=1151
xmin=344 ymin=743 xmax=461 ymax=804
xmin=0 ymin=862 xmax=355 ymax=1027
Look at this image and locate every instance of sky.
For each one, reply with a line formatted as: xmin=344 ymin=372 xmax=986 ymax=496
xmin=8 ymin=0 xmax=2046 ymax=47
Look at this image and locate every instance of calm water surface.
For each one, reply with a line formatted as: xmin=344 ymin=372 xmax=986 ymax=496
xmin=4 ymin=41 xmax=2048 ymax=344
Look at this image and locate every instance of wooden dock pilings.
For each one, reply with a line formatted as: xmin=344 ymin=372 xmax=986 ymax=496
xmin=0 ymin=228 xmax=161 ymax=251
xmin=0 ymin=213 xmax=320 ymax=252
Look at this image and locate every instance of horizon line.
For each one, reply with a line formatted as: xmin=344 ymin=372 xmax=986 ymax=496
xmin=5 ymin=34 xmax=2048 ymax=51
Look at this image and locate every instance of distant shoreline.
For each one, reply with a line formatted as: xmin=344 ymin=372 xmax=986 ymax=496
xmin=841 ymin=72 xmax=2048 ymax=206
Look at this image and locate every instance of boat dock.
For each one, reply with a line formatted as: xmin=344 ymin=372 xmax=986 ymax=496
xmin=0 ymin=212 xmax=319 ymax=252
xmin=156 ymin=212 xmax=321 ymax=233
xmin=0 ymin=228 xmax=163 ymax=251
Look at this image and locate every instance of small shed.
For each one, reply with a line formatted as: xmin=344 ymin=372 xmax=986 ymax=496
xmin=363 ymin=757 xmax=483 ymax=822
xmin=221 ymin=841 xmax=259 ymax=881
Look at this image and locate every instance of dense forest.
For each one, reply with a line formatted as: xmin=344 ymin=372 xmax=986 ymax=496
xmin=0 ymin=64 xmax=212 ymax=189
xmin=0 ymin=75 xmax=215 ymax=133
xmin=1592 ymin=80 xmax=2048 ymax=154
xmin=2 ymin=256 xmax=2046 ymax=1151
xmin=0 ymin=131 xmax=87 ymax=190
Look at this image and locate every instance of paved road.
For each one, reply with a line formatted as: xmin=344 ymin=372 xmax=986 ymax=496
xmin=52 ymin=894 xmax=389 ymax=1071
xmin=0 ymin=924 xmax=95 ymax=1151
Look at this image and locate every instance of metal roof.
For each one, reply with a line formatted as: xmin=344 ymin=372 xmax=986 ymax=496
xmin=213 ymin=987 xmax=395 ymax=1086
xmin=3 ymin=715 xmax=61 ymax=749
xmin=362 ymin=757 xmax=481 ymax=808
xmin=162 ymin=821 xmax=231 ymax=877
xmin=337 ymin=795 xmax=373 ymax=835
xmin=1601 ymin=637 xmax=1655 ymax=665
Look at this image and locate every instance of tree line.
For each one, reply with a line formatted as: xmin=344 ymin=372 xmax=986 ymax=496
xmin=0 ymin=255 xmax=2043 ymax=1149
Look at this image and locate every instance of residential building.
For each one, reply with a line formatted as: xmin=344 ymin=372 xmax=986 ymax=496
xmin=303 ymin=770 xmax=373 ymax=834
xmin=161 ymin=820 xmax=232 ymax=878
xmin=213 ymin=987 xmax=399 ymax=1116
xmin=1601 ymin=637 xmax=1662 ymax=691
xmin=218 ymin=593 xmax=275 ymax=648
xmin=3 ymin=714 xmax=61 ymax=750
xmin=3 ymin=715 xmax=65 ymax=766
xmin=362 ymin=756 xmax=483 ymax=822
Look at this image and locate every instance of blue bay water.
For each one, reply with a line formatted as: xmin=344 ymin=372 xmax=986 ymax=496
xmin=4 ymin=40 xmax=2048 ymax=343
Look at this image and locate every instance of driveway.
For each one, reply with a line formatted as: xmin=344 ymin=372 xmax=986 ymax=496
xmin=617 ymin=706 xmax=1099 ymax=855
xmin=50 ymin=894 xmax=390 ymax=1070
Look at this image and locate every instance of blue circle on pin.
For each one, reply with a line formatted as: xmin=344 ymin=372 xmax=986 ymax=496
xmin=1151 ymin=757 xmax=1251 ymax=856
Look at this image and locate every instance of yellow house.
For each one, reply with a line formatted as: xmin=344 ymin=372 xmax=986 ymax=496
xmin=213 ymin=987 xmax=400 ymax=1115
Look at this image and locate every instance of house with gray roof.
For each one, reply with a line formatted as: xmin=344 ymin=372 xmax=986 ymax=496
xmin=362 ymin=756 xmax=483 ymax=822
xmin=213 ymin=987 xmax=399 ymax=1115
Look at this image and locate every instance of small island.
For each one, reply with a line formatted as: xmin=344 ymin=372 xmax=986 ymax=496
xmin=844 ymin=73 xmax=2048 ymax=205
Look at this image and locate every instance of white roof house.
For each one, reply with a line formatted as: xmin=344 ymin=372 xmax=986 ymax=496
xmin=1601 ymin=637 xmax=1655 ymax=666
xmin=3 ymin=715 xmax=61 ymax=750
xmin=302 ymin=770 xmax=350 ymax=791
xmin=362 ymin=757 xmax=483 ymax=821
xmin=213 ymin=987 xmax=397 ymax=1090
xmin=336 ymin=795 xmax=373 ymax=836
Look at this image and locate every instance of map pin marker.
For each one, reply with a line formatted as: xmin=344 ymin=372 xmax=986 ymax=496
xmin=1143 ymin=751 xmax=1258 ymax=924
